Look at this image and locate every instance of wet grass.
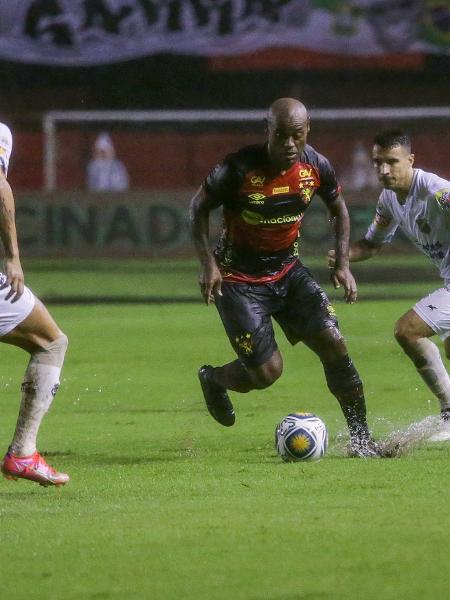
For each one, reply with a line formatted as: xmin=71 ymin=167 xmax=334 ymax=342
xmin=0 ymin=296 xmax=449 ymax=599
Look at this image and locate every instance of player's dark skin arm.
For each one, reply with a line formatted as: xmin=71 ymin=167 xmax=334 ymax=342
xmin=326 ymin=194 xmax=358 ymax=303
xmin=0 ymin=169 xmax=24 ymax=302
xmin=189 ymin=185 xmax=223 ymax=305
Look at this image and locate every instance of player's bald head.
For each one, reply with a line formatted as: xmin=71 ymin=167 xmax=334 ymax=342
xmin=265 ymin=98 xmax=310 ymax=170
xmin=266 ymin=98 xmax=309 ymax=127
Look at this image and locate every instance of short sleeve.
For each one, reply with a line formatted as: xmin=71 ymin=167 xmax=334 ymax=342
xmin=203 ymin=156 xmax=243 ymax=206
xmin=314 ymin=153 xmax=341 ymax=205
xmin=0 ymin=123 xmax=13 ymax=177
xmin=364 ymin=193 xmax=398 ymax=245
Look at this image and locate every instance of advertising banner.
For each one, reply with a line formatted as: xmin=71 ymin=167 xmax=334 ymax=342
xmin=16 ymin=189 xmax=396 ymax=259
xmin=0 ymin=1 xmax=447 ymax=66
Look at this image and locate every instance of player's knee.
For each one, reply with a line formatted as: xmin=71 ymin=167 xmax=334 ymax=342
xmin=394 ymin=318 xmax=417 ymax=348
xmin=251 ymin=370 xmax=281 ymax=389
xmin=308 ymin=326 xmax=347 ymax=363
xmin=324 ymin=355 xmax=362 ymax=397
xmin=249 ymin=360 xmax=283 ymax=389
xmin=32 ymin=333 xmax=68 ymax=368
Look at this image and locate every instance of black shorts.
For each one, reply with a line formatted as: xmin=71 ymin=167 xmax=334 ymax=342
xmin=215 ymin=262 xmax=338 ymax=368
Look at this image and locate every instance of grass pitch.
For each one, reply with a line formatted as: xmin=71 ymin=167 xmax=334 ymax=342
xmin=0 ymin=264 xmax=449 ymax=599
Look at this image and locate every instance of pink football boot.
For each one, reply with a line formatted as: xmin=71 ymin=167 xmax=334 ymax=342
xmin=1 ymin=451 xmax=69 ymax=487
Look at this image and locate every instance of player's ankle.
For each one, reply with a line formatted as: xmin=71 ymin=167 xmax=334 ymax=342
xmin=8 ymin=444 xmax=36 ymax=457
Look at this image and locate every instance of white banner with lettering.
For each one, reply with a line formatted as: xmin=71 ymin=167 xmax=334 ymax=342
xmin=0 ymin=0 xmax=447 ymax=66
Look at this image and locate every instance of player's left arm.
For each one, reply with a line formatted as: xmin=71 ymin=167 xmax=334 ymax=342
xmin=326 ymin=194 xmax=357 ymax=304
xmin=0 ymin=168 xmax=24 ymax=301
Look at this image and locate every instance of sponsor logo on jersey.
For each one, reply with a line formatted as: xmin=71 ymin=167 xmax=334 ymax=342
xmin=234 ymin=333 xmax=253 ymax=355
xmin=272 ymin=186 xmax=290 ymax=194
xmin=248 ymin=193 xmax=266 ymax=204
xmin=242 ymin=209 xmax=301 ymax=226
xmin=250 ymin=175 xmax=265 ymax=186
xmin=435 ymin=189 xmax=450 ymax=211
xmin=299 ymin=167 xmax=314 ymax=178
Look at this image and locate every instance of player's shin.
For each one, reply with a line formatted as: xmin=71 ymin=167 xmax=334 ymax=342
xmin=414 ymin=338 xmax=450 ymax=412
xmin=9 ymin=334 xmax=68 ymax=456
xmin=323 ymin=355 xmax=372 ymax=441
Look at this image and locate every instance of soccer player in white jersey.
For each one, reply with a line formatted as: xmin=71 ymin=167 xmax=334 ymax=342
xmin=329 ymin=129 xmax=450 ymax=442
xmin=0 ymin=123 xmax=69 ymax=486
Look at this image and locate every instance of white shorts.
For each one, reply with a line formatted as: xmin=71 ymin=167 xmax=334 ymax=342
xmin=413 ymin=286 xmax=450 ymax=341
xmin=0 ymin=273 xmax=36 ymax=337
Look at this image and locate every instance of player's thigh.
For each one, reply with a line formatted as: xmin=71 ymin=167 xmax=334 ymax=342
xmin=0 ymin=279 xmax=36 ymax=346
xmin=275 ymin=263 xmax=338 ymax=344
xmin=215 ymin=281 xmax=278 ymax=367
xmin=395 ymin=309 xmax=435 ymax=341
xmin=400 ymin=287 xmax=450 ymax=341
xmin=1 ymin=297 xmax=63 ymax=352
xmin=302 ymin=325 xmax=348 ymax=363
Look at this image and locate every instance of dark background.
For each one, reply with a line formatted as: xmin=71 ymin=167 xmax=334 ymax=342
xmin=1 ymin=52 xmax=449 ymax=124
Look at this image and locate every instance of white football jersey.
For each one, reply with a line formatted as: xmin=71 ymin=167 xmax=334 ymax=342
xmin=0 ymin=122 xmax=12 ymax=176
xmin=365 ymin=169 xmax=450 ymax=283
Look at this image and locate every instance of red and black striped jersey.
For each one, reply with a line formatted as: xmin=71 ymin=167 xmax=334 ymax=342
xmin=204 ymin=143 xmax=341 ymax=283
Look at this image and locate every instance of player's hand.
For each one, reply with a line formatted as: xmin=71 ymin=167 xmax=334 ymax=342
xmin=2 ymin=256 xmax=25 ymax=303
xmin=330 ymin=265 xmax=357 ymax=304
xmin=199 ymin=261 xmax=223 ymax=305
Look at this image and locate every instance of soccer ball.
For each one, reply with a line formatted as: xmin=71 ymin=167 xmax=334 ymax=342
xmin=275 ymin=412 xmax=328 ymax=461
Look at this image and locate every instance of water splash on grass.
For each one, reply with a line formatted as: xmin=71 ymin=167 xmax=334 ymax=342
xmin=330 ymin=415 xmax=446 ymax=458
xmin=378 ymin=415 xmax=442 ymax=457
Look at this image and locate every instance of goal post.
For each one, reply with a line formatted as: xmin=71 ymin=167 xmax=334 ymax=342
xmin=42 ymin=106 xmax=450 ymax=192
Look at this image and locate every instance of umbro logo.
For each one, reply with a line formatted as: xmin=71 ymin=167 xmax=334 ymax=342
xmin=427 ymin=304 xmax=438 ymax=311
xmin=248 ymin=193 xmax=265 ymax=203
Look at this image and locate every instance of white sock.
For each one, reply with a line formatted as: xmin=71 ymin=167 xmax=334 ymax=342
xmin=415 ymin=338 xmax=450 ymax=412
xmin=10 ymin=361 xmax=61 ymax=456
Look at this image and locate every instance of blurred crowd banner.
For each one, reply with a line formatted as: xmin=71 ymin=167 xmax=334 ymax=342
xmin=0 ymin=1 xmax=448 ymax=66
xmin=16 ymin=190 xmax=400 ymax=259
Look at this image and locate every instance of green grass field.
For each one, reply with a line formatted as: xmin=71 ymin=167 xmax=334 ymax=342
xmin=18 ymin=254 xmax=442 ymax=302
xmin=0 ymin=260 xmax=449 ymax=600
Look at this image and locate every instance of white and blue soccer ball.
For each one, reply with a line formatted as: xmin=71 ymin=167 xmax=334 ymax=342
xmin=275 ymin=412 xmax=328 ymax=461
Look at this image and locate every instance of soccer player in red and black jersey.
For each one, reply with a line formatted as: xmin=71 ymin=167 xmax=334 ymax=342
xmin=190 ymin=97 xmax=379 ymax=457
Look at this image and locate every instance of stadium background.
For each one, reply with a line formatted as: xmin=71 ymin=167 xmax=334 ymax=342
xmin=1 ymin=4 xmax=450 ymax=600
xmin=1 ymin=1 xmax=449 ymax=267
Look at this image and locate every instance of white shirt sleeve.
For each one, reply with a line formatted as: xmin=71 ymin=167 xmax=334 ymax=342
xmin=0 ymin=123 xmax=13 ymax=177
xmin=364 ymin=191 xmax=398 ymax=245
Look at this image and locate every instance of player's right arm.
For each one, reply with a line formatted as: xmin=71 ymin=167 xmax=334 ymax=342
xmin=189 ymin=185 xmax=223 ymax=305
xmin=328 ymin=192 xmax=396 ymax=269
xmin=0 ymin=168 xmax=24 ymax=302
xmin=327 ymin=238 xmax=382 ymax=268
